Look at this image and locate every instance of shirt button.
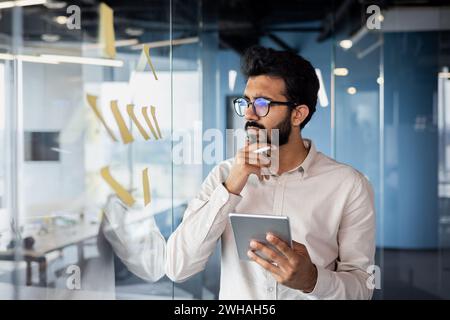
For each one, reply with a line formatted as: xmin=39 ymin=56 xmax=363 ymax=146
xmin=268 ymin=287 xmax=274 ymax=292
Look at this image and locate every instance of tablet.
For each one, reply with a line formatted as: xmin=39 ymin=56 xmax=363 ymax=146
xmin=229 ymin=213 xmax=292 ymax=261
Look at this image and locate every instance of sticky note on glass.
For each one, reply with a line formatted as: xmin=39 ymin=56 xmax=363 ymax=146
xmin=136 ymin=45 xmax=158 ymax=80
xmin=99 ymin=2 xmax=116 ymax=59
xmin=142 ymin=168 xmax=151 ymax=206
xmin=127 ymin=104 xmax=150 ymax=140
xmin=86 ymin=94 xmax=118 ymax=142
xmin=142 ymin=106 xmax=159 ymax=140
xmin=110 ymin=100 xmax=134 ymax=144
xmin=100 ymin=166 xmax=135 ymax=207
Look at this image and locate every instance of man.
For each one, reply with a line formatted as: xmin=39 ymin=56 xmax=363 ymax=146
xmin=165 ymin=46 xmax=375 ymax=299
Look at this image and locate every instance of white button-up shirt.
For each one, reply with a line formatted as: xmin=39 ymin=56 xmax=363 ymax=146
xmin=166 ymin=139 xmax=375 ymax=300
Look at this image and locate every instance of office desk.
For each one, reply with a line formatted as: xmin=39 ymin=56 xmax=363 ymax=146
xmin=0 ymin=221 xmax=100 ymax=286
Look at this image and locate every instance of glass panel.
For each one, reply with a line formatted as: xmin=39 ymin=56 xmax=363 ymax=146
xmin=334 ymin=4 xmax=450 ymax=299
xmin=333 ymin=18 xmax=382 ymax=299
xmin=0 ymin=1 xmax=176 ymax=300
xmin=171 ymin=0 xmax=205 ymax=299
xmin=0 ymin=4 xmax=15 ymax=300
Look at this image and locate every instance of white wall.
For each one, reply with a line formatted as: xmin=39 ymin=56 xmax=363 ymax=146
xmin=22 ymin=62 xmax=85 ymax=218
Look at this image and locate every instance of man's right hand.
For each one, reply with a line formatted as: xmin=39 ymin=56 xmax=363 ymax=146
xmin=224 ymin=140 xmax=272 ymax=195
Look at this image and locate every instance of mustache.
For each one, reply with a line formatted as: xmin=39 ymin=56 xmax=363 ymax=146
xmin=245 ymin=121 xmax=265 ymax=130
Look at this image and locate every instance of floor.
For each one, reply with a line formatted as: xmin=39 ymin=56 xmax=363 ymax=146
xmin=1 ymin=246 xmax=449 ymax=299
xmin=372 ymin=248 xmax=450 ymax=299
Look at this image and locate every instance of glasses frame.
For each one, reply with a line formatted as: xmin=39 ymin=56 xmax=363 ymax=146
xmin=232 ymin=97 xmax=298 ymax=117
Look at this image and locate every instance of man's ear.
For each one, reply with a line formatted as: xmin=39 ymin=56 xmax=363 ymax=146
xmin=291 ymin=104 xmax=309 ymax=127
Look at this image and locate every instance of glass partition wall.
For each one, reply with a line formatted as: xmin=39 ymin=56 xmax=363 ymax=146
xmin=333 ymin=5 xmax=450 ymax=299
xmin=0 ymin=0 xmax=208 ymax=299
xmin=1 ymin=1 xmax=450 ymax=300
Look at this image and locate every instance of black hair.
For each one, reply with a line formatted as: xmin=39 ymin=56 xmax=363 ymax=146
xmin=241 ymin=46 xmax=319 ymax=129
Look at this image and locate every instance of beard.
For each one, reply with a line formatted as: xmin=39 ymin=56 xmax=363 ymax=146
xmin=245 ymin=111 xmax=292 ymax=147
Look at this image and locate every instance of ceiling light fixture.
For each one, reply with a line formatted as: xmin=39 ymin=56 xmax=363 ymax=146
xmin=41 ymin=33 xmax=60 ymax=42
xmin=43 ymin=1 xmax=66 ymax=9
xmin=125 ymin=27 xmax=144 ymax=37
xmin=347 ymin=87 xmax=357 ymax=95
xmin=339 ymin=39 xmax=353 ymax=50
xmin=334 ymin=68 xmax=349 ymax=76
xmin=40 ymin=54 xmax=123 ymax=67
xmin=131 ymin=36 xmax=199 ymax=50
xmin=54 ymin=15 xmax=67 ymax=24
xmin=0 ymin=0 xmax=47 ymax=10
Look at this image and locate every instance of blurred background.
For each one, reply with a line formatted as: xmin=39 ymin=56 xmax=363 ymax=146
xmin=0 ymin=0 xmax=449 ymax=299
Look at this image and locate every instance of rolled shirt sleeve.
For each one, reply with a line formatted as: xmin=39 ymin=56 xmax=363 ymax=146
xmin=165 ymin=161 xmax=242 ymax=282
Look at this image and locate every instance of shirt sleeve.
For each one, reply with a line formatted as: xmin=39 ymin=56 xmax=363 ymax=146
xmin=165 ymin=161 xmax=242 ymax=282
xmin=304 ymin=171 xmax=376 ymax=300
xmin=102 ymin=197 xmax=167 ymax=282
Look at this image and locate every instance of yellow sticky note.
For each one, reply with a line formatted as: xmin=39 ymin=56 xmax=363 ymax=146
xmin=143 ymin=45 xmax=158 ymax=80
xmin=150 ymin=106 xmax=162 ymax=139
xmin=142 ymin=106 xmax=159 ymax=140
xmin=99 ymin=2 xmax=116 ymax=59
xmin=86 ymin=94 xmax=118 ymax=142
xmin=136 ymin=45 xmax=158 ymax=80
xmin=127 ymin=104 xmax=150 ymax=140
xmin=100 ymin=166 xmax=135 ymax=207
xmin=142 ymin=168 xmax=151 ymax=206
xmin=110 ymin=100 xmax=134 ymax=144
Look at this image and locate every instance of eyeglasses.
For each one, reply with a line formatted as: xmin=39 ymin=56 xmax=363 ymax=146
xmin=233 ymin=97 xmax=297 ymax=117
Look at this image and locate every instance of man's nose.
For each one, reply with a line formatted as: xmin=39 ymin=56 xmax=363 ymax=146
xmin=244 ymin=104 xmax=259 ymax=121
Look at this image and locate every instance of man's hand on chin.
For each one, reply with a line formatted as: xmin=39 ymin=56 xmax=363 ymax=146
xmin=247 ymin=233 xmax=318 ymax=293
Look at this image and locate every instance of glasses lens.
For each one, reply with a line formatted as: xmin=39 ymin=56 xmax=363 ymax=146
xmin=234 ymin=98 xmax=248 ymax=116
xmin=254 ymin=98 xmax=270 ymax=116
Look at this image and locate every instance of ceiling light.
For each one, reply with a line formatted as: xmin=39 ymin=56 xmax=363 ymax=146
xmin=54 ymin=15 xmax=67 ymax=24
xmin=82 ymin=39 xmax=139 ymax=50
xmin=0 ymin=53 xmax=59 ymax=64
xmin=43 ymin=1 xmax=66 ymax=9
xmin=40 ymin=54 xmax=123 ymax=67
xmin=125 ymin=27 xmax=144 ymax=37
xmin=378 ymin=14 xmax=384 ymax=22
xmin=0 ymin=0 xmax=47 ymax=10
xmin=339 ymin=39 xmax=353 ymax=50
xmin=0 ymin=53 xmax=14 ymax=60
xmin=315 ymin=68 xmax=329 ymax=107
xmin=131 ymin=36 xmax=199 ymax=50
xmin=334 ymin=68 xmax=349 ymax=76
xmin=347 ymin=87 xmax=357 ymax=95
xmin=228 ymin=70 xmax=237 ymax=91
xmin=17 ymin=55 xmax=59 ymax=64
xmin=41 ymin=33 xmax=60 ymax=42
xmin=377 ymin=76 xmax=384 ymax=85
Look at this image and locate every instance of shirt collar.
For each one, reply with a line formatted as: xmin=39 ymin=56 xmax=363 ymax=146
xmin=266 ymin=139 xmax=317 ymax=177
xmin=297 ymin=138 xmax=316 ymax=177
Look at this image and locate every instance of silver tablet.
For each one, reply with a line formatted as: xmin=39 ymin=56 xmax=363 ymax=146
xmin=229 ymin=213 xmax=292 ymax=261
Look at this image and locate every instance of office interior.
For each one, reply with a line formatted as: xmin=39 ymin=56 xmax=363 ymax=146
xmin=0 ymin=0 xmax=449 ymax=300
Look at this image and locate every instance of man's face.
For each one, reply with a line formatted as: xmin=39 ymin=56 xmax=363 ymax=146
xmin=243 ymin=75 xmax=292 ymax=146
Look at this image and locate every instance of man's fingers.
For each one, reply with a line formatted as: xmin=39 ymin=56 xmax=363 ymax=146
xmin=292 ymin=240 xmax=306 ymax=250
xmin=249 ymin=240 xmax=288 ymax=267
xmin=244 ymin=153 xmax=271 ymax=167
xmin=266 ymin=233 xmax=296 ymax=260
xmin=292 ymin=240 xmax=309 ymax=255
xmin=247 ymin=250 xmax=283 ymax=276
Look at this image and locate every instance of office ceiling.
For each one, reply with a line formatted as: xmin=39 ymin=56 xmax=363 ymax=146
xmin=0 ymin=0 xmax=449 ymax=54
